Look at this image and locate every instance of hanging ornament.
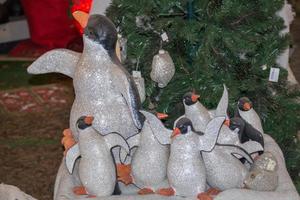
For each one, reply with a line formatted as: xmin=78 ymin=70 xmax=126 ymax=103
xmin=132 ymin=71 xmax=146 ymax=103
xmin=150 ymin=50 xmax=175 ymax=88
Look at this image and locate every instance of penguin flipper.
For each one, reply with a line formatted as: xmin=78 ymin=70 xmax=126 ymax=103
xmin=140 ymin=110 xmax=172 ymax=145
xmin=104 ymin=132 xmax=130 ymax=154
xmin=215 ymin=84 xmax=229 ymax=117
xmin=240 ymin=141 xmax=264 ymax=155
xmin=113 ymin=68 xmax=144 ymax=129
xmin=218 ymin=143 xmax=254 ymax=164
xmin=199 ymin=116 xmax=225 ymax=152
xmin=27 ymin=49 xmax=81 ymax=78
xmin=244 ymin=122 xmax=264 ymax=148
xmin=65 ymin=144 xmax=80 ymax=174
xmin=119 ymin=133 xmax=140 ymax=163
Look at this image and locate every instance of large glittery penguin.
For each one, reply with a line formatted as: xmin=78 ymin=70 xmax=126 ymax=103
xmin=27 ymin=13 xmax=144 ymax=146
xmin=158 ymin=116 xmax=225 ymax=198
xmin=65 ymin=116 xmax=130 ymax=197
xmin=120 ymin=111 xmax=172 ymax=195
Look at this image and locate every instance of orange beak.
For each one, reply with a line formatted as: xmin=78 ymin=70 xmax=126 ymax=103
xmin=243 ymin=102 xmax=251 ymax=111
xmin=156 ymin=112 xmax=169 ymax=120
xmin=84 ymin=116 xmax=94 ymax=125
xmin=72 ymin=11 xmax=89 ymax=28
xmin=171 ymin=128 xmax=181 ymax=139
xmin=191 ymin=93 xmax=200 ymax=102
xmin=224 ymin=119 xmax=230 ymax=127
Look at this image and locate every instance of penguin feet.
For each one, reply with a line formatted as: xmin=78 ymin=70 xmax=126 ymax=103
xmin=73 ymin=186 xmax=88 ymax=195
xmin=197 ymin=192 xmax=213 ymax=200
xmin=116 ymin=164 xmax=133 ymax=185
xmin=156 ymin=187 xmax=175 ymax=196
xmin=138 ymin=188 xmax=155 ymax=195
xmin=61 ymin=128 xmax=76 ymax=156
xmin=206 ymin=188 xmax=221 ymax=196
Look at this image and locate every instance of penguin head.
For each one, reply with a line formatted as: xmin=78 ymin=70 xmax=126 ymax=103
xmin=84 ymin=14 xmax=118 ymax=53
xmin=183 ymin=92 xmax=200 ymax=106
xmin=238 ymin=97 xmax=253 ymax=111
xmin=76 ymin=116 xmax=94 ymax=130
xmin=172 ymin=117 xmax=203 ymax=139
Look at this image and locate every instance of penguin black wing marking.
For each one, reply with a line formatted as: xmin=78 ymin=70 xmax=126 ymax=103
xmin=27 ymin=49 xmax=81 ymax=78
xmin=112 ymin=65 xmax=145 ymax=130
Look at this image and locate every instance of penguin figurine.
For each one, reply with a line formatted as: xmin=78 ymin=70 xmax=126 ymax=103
xmin=65 ymin=116 xmax=130 ymax=197
xmin=236 ymin=97 xmax=264 ymax=134
xmin=27 ymin=13 xmax=144 ymax=152
xmin=182 ymin=92 xmax=211 ymax=133
xmin=244 ymin=151 xmax=279 ymax=191
xmin=158 ymin=116 xmax=225 ymax=197
xmin=120 ymin=111 xmax=172 ymax=195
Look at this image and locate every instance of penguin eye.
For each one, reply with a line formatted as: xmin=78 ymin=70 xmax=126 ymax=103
xmin=179 ymin=125 xmax=188 ymax=134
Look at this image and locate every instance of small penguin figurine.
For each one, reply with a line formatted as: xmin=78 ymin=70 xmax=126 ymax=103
xmin=158 ymin=116 xmax=225 ymax=197
xmin=27 ymin=13 xmax=144 ymax=151
xmin=244 ymin=151 xmax=279 ymax=191
xmin=121 ymin=111 xmax=172 ymax=195
xmin=182 ymin=92 xmax=211 ymax=132
xmin=65 ymin=116 xmax=130 ymax=197
xmin=236 ymin=97 xmax=264 ymax=134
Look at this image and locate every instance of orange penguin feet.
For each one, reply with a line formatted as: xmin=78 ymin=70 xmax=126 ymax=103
xmin=138 ymin=188 xmax=155 ymax=195
xmin=73 ymin=186 xmax=88 ymax=195
xmin=116 ymin=164 xmax=133 ymax=185
xmin=61 ymin=128 xmax=76 ymax=156
xmin=197 ymin=192 xmax=213 ymax=200
xmin=156 ymin=188 xmax=175 ymax=196
xmin=206 ymin=188 xmax=221 ymax=196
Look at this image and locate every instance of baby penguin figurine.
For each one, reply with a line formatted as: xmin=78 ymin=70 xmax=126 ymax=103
xmin=65 ymin=116 xmax=130 ymax=197
xmin=158 ymin=116 xmax=225 ymax=198
xmin=119 ymin=111 xmax=172 ymax=195
xmin=244 ymin=151 xmax=279 ymax=191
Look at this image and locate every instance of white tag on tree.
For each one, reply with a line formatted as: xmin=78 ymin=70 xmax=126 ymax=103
xmin=161 ymin=32 xmax=169 ymax=42
xmin=132 ymin=70 xmax=142 ymax=78
xmin=269 ymin=68 xmax=280 ymax=82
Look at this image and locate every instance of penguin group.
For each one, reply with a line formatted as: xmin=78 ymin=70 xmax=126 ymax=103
xmin=27 ymin=10 xmax=280 ymax=200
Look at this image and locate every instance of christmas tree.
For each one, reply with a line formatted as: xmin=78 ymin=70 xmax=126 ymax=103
xmin=106 ymin=0 xmax=300 ymax=191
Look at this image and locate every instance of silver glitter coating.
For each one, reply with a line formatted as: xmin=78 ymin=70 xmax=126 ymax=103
xmin=202 ymin=145 xmax=249 ymax=190
xmin=215 ymin=85 xmax=229 ymax=117
xmin=168 ymin=132 xmax=207 ymax=196
xmin=184 ymin=101 xmax=211 ymax=133
xmin=133 ymin=75 xmax=146 ymax=103
xmin=130 ymin=111 xmax=171 ymax=189
xmin=244 ymin=152 xmax=279 ymax=191
xmin=27 ymin=49 xmax=80 ymax=78
xmin=67 ymin=126 xmax=129 ymax=197
xmin=239 ymin=108 xmax=264 ymax=134
xmin=150 ymin=50 xmax=175 ymax=88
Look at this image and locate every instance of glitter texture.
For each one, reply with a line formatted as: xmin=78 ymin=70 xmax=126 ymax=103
xmin=150 ymin=50 xmax=175 ymax=88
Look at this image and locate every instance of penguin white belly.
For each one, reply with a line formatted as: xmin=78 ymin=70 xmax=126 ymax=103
xmin=185 ymin=103 xmax=211 ymax=132
xmin=203 ymin=147 xmax=248 ymax=190
xmin=70 ymin=59 xmax=138 ymax=140
xmin=79 ymin=139 xmax=116 ymax=196
xmin=168 ymin=151 xmax=206 ymax=196
xmin=131 ymin=131 xmax=169 ymax=189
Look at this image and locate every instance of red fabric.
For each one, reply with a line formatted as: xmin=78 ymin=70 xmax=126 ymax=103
xmin=20 ymin=0 xmax=79 ymax=49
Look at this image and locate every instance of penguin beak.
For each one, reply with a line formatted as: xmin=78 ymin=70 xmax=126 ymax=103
xmin=171 ymin=128 xmax=181 ymax=139
xmin=243 ymin=102 xmax=251 ymax=111
xmin=191 ymin=93 xmax=200 ymax=102
xmin=84 ymin=116 xmax=94 ymax=125
xmin=224 ymin=119 xmax=230 ymax=127
xmin=72 ymin=11 xmax=89 ymax=28
xmin=156 ymin=112 xmax=169 ymax=120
